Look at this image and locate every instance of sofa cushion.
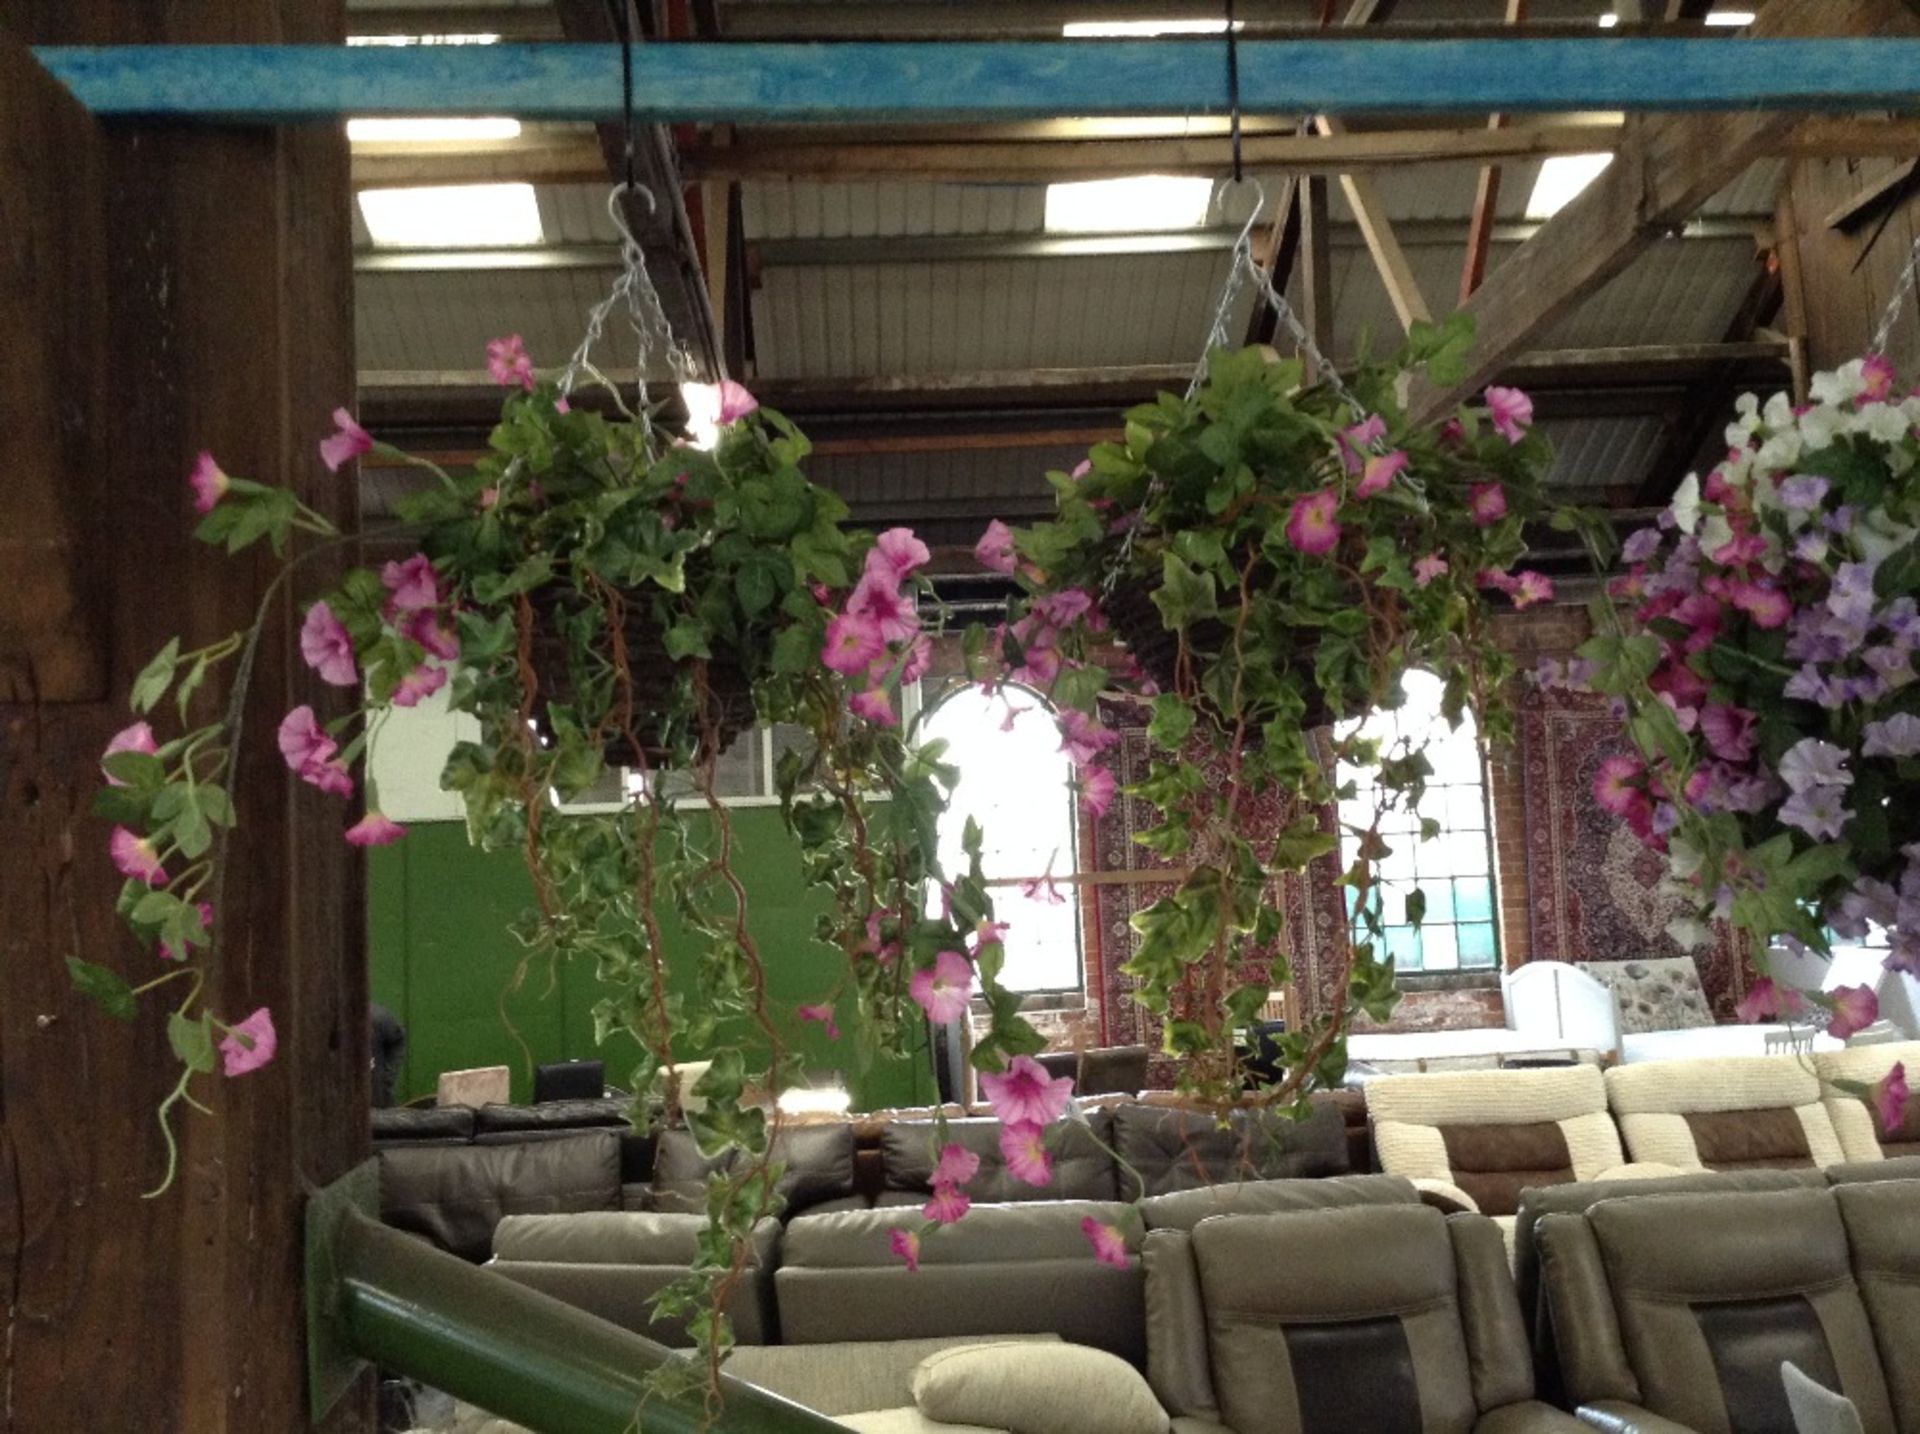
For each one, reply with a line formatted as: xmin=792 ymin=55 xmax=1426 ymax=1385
xmin=910 ymin=1341 xmax=1169 ymax=1434
xmin=472 ymin=1097 xmax=632 ymax=1135
xmin=377 ymin=1129 xmax=622 ymax=1262
xmin=882 ymin=1114 xmax=1118 ymax=1203
xmin=372 ymin=1105 xmax=476 ymax=1144
xmin=727 ymin=1335 xmax=1061 ymax=1419
xmin=1111 ymin=1098 xmax=1349 ymax=1198
xmin=491 ymin=1209 xmax=779 ymax=1267
xmin=649 ymin=1122 xmax=856 ymax=1217
xmin=1605 ymin=1057 xmax=1846 ymax=1171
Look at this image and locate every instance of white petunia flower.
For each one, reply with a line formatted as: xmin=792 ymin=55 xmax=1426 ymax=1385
xmin=1669 ymin=472 xmax=1702 ymax=534
xmin=1811 ymin=358 xmax=1867 ymax=406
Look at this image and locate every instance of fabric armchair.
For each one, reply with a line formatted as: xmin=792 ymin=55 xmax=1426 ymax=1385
xmin=1813 ymin=1041 xmax=1920 ymax=1163
xmin=1144 ymin=1203 xmax=1588 ymax=1433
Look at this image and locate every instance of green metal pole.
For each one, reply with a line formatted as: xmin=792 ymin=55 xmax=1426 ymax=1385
xmin=308 ymin=1165 xmax=844 ymax=1433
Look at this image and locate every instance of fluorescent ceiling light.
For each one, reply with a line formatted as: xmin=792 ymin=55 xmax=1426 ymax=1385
xmin=347 ymin=32 xmax=502 ymax=46
xmin=1062 ymin=18 xmax=1236 ymax=35
xmin=1044 ymin=175 xmax=1214 ymax=233
xmin=346 ymin=117 xmax=522 ymax=143
xmin=357 ymin=182 xmax=543 ymax=248
xmin=1596 ymin=9 xmax=1752 ymax=23
xmin=1525 ymin=153 xmax=1613 ymax=218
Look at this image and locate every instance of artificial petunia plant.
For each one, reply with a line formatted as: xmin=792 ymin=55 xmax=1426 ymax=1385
xmin=1577 ymin=354 xmax=1920 ymax=1125
xmin=962 ymin=321 xmax=1576 ymax=1113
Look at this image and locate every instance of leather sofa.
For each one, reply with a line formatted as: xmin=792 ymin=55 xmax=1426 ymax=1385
xmin=1144 ymin=1203 xmax=1588 ymax=1433
xmin=1536 ymin=1183 xmax=1916 ymax=1432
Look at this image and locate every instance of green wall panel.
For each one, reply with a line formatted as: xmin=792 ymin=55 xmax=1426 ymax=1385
xmin=369 ymin=814 xmax=932 ymax=1110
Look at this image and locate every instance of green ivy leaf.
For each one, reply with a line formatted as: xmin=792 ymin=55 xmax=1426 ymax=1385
xmin=66 ymin=957 xmax=137 ymax=1021
xmin=130 ymin=638 xmax=181 ymax=714
xmin=1152 ymin=552 xmax=1218 ymax=629
xmin=1148 ymin=694 xmax=1197 ymax=750
xmin=664 ymin=620 xmax=713 ymax=661
xmin=168 ymin=1009 xmax=218 ymax=1074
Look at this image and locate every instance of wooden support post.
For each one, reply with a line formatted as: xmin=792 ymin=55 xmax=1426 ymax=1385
xmin=1407 ymin=0 xmax=1919 ymax=424
xmin=1301 ymin=175 xmax=1337 ymax=378
xmin=0 ymin=13 xmax=368 ymax=1431
xmin=1461 ymin=0 xmax=1530 ymax=304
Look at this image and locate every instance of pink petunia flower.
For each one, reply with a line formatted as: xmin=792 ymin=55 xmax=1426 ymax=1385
xmin=381 ymin=554 xmax=441 ymax=615
xmin=1020 ymin=873 xmax=1066 ymax=906
xmin=898 ymin=634 xmax=935 ymax=685
xmin=1592 ymin=754 xmax=1646 ymax=818
xmin=404 ymin=608 xmax=461 ymax=663
xmin=1335 ymin=414 xmax=1387 ymax=473
xmin=1467 ymin=482 xmax=1509 ymax=526
xmin=823 ymin=612 xmax=886 ymax=675
xmin=846 ymin=571 xmax=920 ymax=645
xmin=867 ymin=527 xmax=932 ymax=584
xmin=717 ymin=379 xmax=758 ymax=424
xmin=999 ymin=1121 xmax=1054 ymax=1186
xmin=1485 ymin=385 xmax=1534 ymax=444
xmin=1412 ymin=555 xmax=1449 ymax=588
xmin=299 ymin=602 xmax=358 ymax=687
xmin=219 ymin=1007 xmax=278 ymax=1077
xmin=278 ymin=705 xmax=337 ymax=773
xmin=1700 ymin=704 xmax=1758 ymax=764
xmin=1729 ymin=580 xmax=1791 ymax=630
xmin=305 ymin=759 xmax=354 ymax=799
xmin=909 ymin=949 xmax=973 ymax=1024
xmin=890 ymin=1227 xmax=921 ymax=1272
xmin=849 ymin=686 xmax=898 ymax=727
xmin=1736 ymin=976 xmax=1808 ymax=1025
xmin=344 ymin=811 xmax=407 ymax=847
xmin=1510 ymin=571 xmax=1554 ymax=609
xmin=1080 ymin=1216 xmax=1130 ymax=1270
xmin=319 ymin=408 xmax=373 ymax=473
xmin=979 ymin=1054 xmax=1074 ymax=1126
xmin=1079 ymin=765 xmax=1117 ymax=820
xmin=102 ymin=722 xmax=158 ymax=783
xmin=486 ymin=334 xmax=536 ymax=392
xmin=1070 ymin=459 xmax=1093 ymax=481
xmin=798 ymin=1002 xmax=841 ymax=1040
xmin=1058 ymin=710 xmax=1120 ymax=768
xmin=1355 ymin=448 xmax=1409 ymax=500
xmin=969 ymin=919 xmax=1010 ymax=955
xmin=1825 ymin=984 xmax=1880 ymax=1041
xmin=1876 ymin=1062 xmax=1909 ymax=1133
xmin=392 ymin=663 xmax=449 ymax=708
xmin=1285 ymin=489 xmax=1341 ymax=556
xmin=110 ymin=826 xmax=167 ymax=886
xmin=189 ymin=451 xmax=231 ymax=515
xmin=924 ymin=1183 xmax=971 ymax=1224
xmin=1862 ymin=353 xmax=1897 ymax=403
xmin=974 ymin=519 xmax=1018 ymax=575
xmin=933 ymin=1142 xmax=982 ymax=1187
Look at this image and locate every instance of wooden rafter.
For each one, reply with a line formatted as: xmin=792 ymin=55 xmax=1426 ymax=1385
xmin=1407 ymin=0 xmax=1919 ymax=425
xmin=1461 ymin=0 xmax=1530 ymax=304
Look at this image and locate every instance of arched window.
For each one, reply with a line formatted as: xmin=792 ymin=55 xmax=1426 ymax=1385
xmin=1336 ymin=670 xmax=1500 ymax=973
xmin=921 ymin=686 xmax=1083 ymax=993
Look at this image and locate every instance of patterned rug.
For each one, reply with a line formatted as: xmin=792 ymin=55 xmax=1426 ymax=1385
xmin=1519 ymin=687 xmax=1753 ymax=1020
xmin=1085 ymin=714 xmax=1353 ymax=1088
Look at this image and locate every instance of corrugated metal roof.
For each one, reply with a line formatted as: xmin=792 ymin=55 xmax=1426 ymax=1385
xmin=1539 ymin=415 xmax=1669 ymax=492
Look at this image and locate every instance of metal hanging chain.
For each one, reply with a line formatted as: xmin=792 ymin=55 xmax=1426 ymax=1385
xmin=1871 ymin=233 xmax=1920 ymax=357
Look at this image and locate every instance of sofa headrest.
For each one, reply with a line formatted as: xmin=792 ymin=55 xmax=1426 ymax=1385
xmin=1367 ymin=1062 xmax=1606 ymax=1126
xmin=377 ymin=1128 xmax=622 ymax=1262
xmin=1140 ymin=1173 xmax=1417 ymax=1231
xmin=881 ymin=1113 xmax=1118 ymax=1204
xmin=1191 ymin=1203 xmax=1455 ymax=1322
xmin=492 ymin=1209 xmax=779 ymax=1266
xmin=472 ymin=1097 xmax=632 ymax=1135
xmin=782 ymin=1199 xmax=1136 ymax=1268
xmin=649 ymin=1122 xmax=856 ymax=1218
xmin=1111 ymin=1097 xmax=1349 ymax=1197
xmin=372 ymin=1105 xmax=475 ymax=1143
xmin=1605 ymin=1054 xmax=1821 ymax=1115
xmin=1587 ymin=1186 xmax=1849 ymax=1297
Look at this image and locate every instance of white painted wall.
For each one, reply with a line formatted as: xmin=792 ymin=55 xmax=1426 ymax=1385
xmin=367 ymin=682 xmax=478 ymax=823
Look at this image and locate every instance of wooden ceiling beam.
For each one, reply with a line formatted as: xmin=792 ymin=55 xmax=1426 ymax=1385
xmin=1406 ymin=0 xmax=1917 ymax=425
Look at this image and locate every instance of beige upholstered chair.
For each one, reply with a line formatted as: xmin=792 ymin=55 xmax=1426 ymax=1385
xmin=1141 ymin=1203 xmax=1587 ymax=1433
xmin=1537 ymin=1186 xmax=1898 ymax=1433
xmin=1366 ymin=1065 xmax=1665 ymax=1251
xmin=1814 ymin=1041 xmax=1920 ymax=1164
xmin=1603 ymin=1054 xmax=1847 ymax=1171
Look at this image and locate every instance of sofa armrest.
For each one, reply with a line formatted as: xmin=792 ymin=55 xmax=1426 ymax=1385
xmin=1475 ymin=1402 xmax=1597 ymax=1434
xmin=1591 ymin=1163 xmax=1690 ymax=1182
xmin=1577 ymin=1400 xmax=1700 ymax=1434
xmin=1170 ymin=1420 xmax=1237 ymax=1434
xmin=1411 ymin=1177 xmax=1482 ymax=1214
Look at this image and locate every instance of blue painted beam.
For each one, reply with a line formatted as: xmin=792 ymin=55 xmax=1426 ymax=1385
xmin=29 ymin=40 xmax=1920 ymax=123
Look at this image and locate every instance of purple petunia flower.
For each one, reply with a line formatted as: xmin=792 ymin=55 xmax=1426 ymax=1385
xmin=1864 ymin=712 xmax=1920 ymax=758
xmin=1777 ymin=474 xmax=1831 ymax=510
xmin=1779 ymin=785 xmax=1852 ymax=841
xmin=1622 ymin=527 xmax=1663 ymax=564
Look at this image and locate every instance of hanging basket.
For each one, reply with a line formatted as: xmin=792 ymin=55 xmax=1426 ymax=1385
xmin=526 ymin=591 xmax=757 ymax=769
xmin=1104 ymin=581 xmax=1332 ymax=733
